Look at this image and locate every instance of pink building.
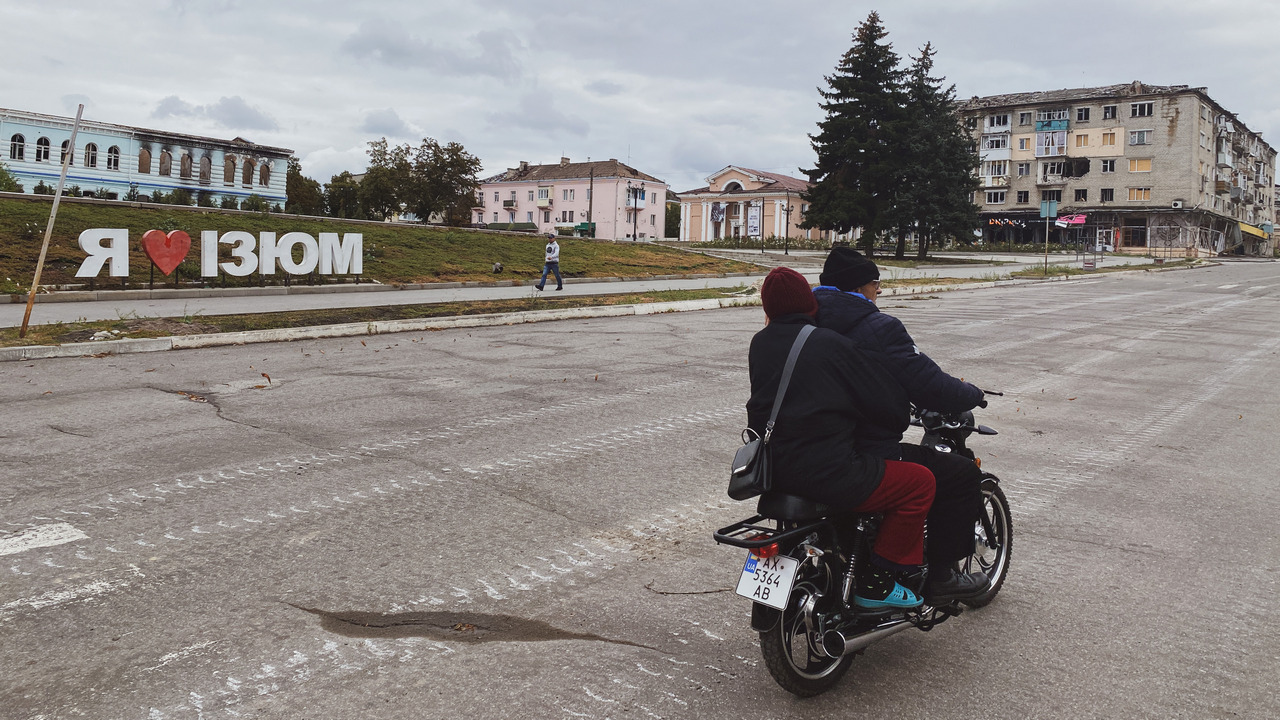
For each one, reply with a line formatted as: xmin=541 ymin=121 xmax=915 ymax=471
xmin=473 ymin=157 xmax=668 ymax=240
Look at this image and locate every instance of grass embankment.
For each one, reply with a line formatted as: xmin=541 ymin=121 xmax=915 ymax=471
xmin=0 ymin=195 xmax=759 ymax=292
xmin=0 ymin=288 xmax=752 ymax=348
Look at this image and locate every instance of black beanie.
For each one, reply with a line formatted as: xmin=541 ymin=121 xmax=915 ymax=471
xmin=819 ymin=247 xmax=879 ymax=291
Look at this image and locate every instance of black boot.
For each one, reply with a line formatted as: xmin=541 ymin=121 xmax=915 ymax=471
xmin=924 ymin=565 xmax=989 ymax=603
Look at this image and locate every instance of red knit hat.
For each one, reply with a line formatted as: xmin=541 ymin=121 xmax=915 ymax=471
xmin=761 ymin=267 xmax=817 ymax=319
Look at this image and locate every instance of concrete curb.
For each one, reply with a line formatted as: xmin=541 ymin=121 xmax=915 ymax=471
xmin=0 ymin=263 xmax=1211 ymax=362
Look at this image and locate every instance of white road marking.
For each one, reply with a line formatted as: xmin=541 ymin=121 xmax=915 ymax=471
xmin=0 ymin=522 xmax=88 ymax=557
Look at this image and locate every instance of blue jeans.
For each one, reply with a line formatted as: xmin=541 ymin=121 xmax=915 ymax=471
xmin=538 ymin=262 xmax=562 ymax=289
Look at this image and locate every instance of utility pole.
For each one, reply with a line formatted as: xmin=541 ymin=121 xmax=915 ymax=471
xmin=21 ymin=104 xmax=83 ymax=338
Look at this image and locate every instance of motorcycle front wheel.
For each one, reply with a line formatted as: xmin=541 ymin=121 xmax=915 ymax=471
xmin=961 ymin=475 xmax=1012 ymax=608
xmin=758 ymin=558 xmax=852 ymax=697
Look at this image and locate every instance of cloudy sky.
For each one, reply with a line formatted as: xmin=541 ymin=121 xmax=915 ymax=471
xmin=5 ymin=1 xmax=1278 ymax=193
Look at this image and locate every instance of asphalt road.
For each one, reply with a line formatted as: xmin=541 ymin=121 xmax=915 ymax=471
xmin=2 ymin=261 xmax=1277 ymax=719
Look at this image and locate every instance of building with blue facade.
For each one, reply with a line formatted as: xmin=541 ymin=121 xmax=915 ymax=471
xmin=1 ymin=108 xmax=291 ymax=207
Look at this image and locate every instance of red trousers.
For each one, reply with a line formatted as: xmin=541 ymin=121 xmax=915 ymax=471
xmin=854 ymin=460 xmax=935 ymax=568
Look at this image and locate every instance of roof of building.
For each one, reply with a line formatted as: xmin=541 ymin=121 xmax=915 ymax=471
xmin=0 ymin=107 xmax=293 ymax=155
xmin=958 ymin=81 xmax=1203 ymax=111
xmin=678 ymin=165 xmax=810 ymax=196
xmin=483 ymin=158 xmax=664 ymax=184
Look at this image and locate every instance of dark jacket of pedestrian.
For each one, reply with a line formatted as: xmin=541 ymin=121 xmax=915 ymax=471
xmin=747 ymin=314 xmax=910 ymax=509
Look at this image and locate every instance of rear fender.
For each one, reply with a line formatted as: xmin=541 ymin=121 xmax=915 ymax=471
xmin=751 ymin=602 xmax=780 ymax=633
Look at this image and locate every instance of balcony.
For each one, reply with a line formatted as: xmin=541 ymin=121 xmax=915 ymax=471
xmin=1037 ymin=174 xmax=1066 ymax=186
xmin=626 ymin=197 xmax=647 ymax=210
xmin=1215 ymin=180 xmax=1230 ymax=195
xmin=502 ymin=199 xmax=517 ymax=208
xmin=536 ymin=197 xmax=553 ymax=207
xmin=983 ymin=176 xmax=1010 ymax=188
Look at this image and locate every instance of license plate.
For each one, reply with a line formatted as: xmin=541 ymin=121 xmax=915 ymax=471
xmin=735 ymin=551 xmax=799 ymax=610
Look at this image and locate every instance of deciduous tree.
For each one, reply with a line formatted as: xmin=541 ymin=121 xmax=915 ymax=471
xmin=0 ymin=162 xmax=22 ymax=193
xmin=285 ymin=156 xmax=325 ymax=216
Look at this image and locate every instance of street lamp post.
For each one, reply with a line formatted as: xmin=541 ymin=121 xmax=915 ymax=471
xmin=626 ymin=180 xmax=633 ymax=240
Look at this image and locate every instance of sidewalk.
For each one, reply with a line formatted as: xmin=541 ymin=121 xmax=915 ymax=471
xmin=0 ymin=251 xmax=1156 ymax=330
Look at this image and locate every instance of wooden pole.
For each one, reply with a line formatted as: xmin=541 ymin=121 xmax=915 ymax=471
xmin=20 ymin=104 xmax=84 ymax=338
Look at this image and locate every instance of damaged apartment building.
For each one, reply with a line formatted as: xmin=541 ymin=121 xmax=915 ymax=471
xmin=960 ymin=82 xmax=1275 ymax=256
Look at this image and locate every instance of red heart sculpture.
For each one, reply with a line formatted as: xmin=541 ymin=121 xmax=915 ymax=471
xmin=141 ymin=229 xmax=191 ymax=275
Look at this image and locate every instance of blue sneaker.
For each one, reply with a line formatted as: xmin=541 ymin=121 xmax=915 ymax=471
xmin=854 ymin=582 xmax=923 ymax=610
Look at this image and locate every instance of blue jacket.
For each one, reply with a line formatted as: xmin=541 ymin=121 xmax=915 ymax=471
xmin=814 ymin=287 xmax=983 ymax=458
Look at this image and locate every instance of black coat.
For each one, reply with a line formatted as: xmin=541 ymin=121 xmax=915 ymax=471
xmin=814 ymin=288 xmax=983 ymax=458
xmin=746 ymin=315 xmax=909 ymax=509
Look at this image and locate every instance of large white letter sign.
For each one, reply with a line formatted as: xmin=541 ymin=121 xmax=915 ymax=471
xmin=220 ymin=231 xmax=258 ymax=277
xmin=75 ymin=229 xmax=130 ymax=277
xmin=200 ymin=230 xmax=218 ymax=277
xmin=276 ymin=232 xmax=319 ymax=274
xmin=318 ymin=233 xmax=363 ymax=274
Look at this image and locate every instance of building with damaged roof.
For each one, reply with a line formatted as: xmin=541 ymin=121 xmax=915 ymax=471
xmin=1 ymin=107 xmax=290 ymax=208
xmin=959 ymin=82 xmax=1275 ymax=256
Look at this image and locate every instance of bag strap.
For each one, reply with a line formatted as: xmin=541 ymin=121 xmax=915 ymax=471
xmin=763 ymin=324 xmax=815 ymax=444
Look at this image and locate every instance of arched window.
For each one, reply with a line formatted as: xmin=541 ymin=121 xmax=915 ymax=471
xmin=84 ymin=143 xmax=98 ymax=168
xmin=107 ymin=146 xmax=120 ymax=171
xmin=259 ymin=162 xmax=270 ymax=187
xmin=60 ymin=140 xmax=73 ymax=165
xmin=8 ymin=134 xmax=24 ymax=161
xmin=36 ymin=137 xmax=50 ymax=162
xmin=138 ymin=148 xmax=152 ymax=174
xmin=159 ymin=151 xmax=172 ymax=176
xmin=199 ymin=156 xmax=211 ymax=184
xmin=242 ymin=158 xmax=256 ymax=187
xmin=223 ymin=156 xmax=236 ymax=185
xmin=180 ymin=152 xmax=193 ymax=179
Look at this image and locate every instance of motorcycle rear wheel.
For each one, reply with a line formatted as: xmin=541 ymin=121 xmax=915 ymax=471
xmin=758 ymin=561 xmax=852 ymax=697
xmin=961 ymin=476 xmax=1012 ymax=608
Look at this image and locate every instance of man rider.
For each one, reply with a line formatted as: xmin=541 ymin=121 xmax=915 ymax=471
xmin=813 ymin=247 xmax=989 ymax=603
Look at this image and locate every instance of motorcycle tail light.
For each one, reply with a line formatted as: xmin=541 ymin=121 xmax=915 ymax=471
xmin=756 ymin=542 xmax=780 ymax=559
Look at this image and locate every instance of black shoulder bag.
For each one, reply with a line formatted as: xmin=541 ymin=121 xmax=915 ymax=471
xmin=728 ymin=324 xmax=815 ymax=501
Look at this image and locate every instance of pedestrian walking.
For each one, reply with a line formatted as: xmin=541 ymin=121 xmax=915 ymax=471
xmin=535 ymin=233 xmax=562 ymax=291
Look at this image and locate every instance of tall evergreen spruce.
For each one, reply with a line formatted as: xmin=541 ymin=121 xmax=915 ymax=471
xmin=800 ymin=12 xmax=906 ymax=255
xmin=888 ymin=42 xmax=981 ymax=259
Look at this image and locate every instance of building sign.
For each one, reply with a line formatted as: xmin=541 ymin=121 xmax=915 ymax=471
xmin=986 ymin=217 xmax=1028 ymax=228
xmin=746 ymin=201 xmax=762 ymax=238
xmin=75 ymin=229 xmax=363 ymax=278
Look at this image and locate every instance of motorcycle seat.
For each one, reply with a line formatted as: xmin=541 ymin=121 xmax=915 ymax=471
xmin=756 ymin=492 xmax=832 ymax=521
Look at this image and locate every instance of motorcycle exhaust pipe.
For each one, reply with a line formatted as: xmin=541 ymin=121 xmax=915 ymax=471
xmin=821 ymin=617 xmax=916 ymax=658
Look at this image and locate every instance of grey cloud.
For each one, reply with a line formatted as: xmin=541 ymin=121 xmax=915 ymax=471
xmin=584 ymin=80 xmax=624 ymax=97
xmin=205 ymin=97 xmax=278 ymax=131
xmin=485 ymin=93 xmax=588 ymax=137
xmin=150 ymin=95 xmax=277 ymax=131
xmin=60 ymin=94 xmax=93 ymax=115
xmin=153 ymin=95 xmax=198 ymax=118
xmin=361 ymin=108 xmax=411 ymax=137
xmin=341 ymin=23 xmax=523 ymax=82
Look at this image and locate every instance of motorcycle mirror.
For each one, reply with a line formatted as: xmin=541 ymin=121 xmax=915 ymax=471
xmin=976 ymin=425 xmax=998 ymax=435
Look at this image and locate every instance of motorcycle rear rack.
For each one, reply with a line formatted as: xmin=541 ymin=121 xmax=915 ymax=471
xmin=712 ymin=514 xmax=827 ymax=550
